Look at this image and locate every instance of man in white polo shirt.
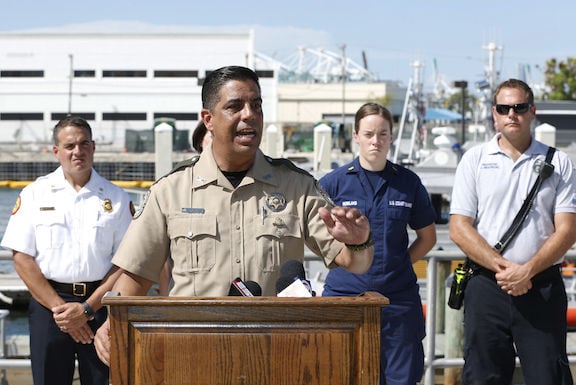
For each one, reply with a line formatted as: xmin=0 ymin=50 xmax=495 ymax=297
xmin=449 ymin=79 xmax=576 ymax=385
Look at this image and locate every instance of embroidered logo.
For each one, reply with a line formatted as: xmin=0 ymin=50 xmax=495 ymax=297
xmin=11 ymin=196 xmax=21 ymax=215
xmin=389 ymin=200 xmax=413 ymax=208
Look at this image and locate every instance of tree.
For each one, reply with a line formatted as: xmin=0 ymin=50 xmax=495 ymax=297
xmin=544 ymin=57 xmax=576 ymax=100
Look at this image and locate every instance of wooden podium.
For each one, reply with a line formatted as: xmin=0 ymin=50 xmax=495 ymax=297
xmin=103 ymin=294 xmax=389 ymax=385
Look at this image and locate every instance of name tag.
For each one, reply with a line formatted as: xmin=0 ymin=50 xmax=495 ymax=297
xmin=182 ymin=208 xmax=205 ymax=214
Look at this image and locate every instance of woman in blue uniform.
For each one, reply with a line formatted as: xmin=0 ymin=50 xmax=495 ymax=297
xmin=319 ymin=102 xmax=437 ymax=385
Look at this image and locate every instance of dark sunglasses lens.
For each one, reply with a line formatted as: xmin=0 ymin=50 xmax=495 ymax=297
xmin=514 ymin=103 xmax=530 ymax=113
xmin=495 ymin=105 xmax=510 ymax=115
xmin=495 ymin=103 xmax=530 ymax=115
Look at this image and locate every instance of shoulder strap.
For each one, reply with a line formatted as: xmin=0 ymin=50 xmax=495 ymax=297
xmin=494 ymin=146 xmax=556 ymax=253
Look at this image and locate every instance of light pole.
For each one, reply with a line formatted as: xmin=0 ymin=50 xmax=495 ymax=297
xmin=341 ymin=44 xmax=346 ymax=129
xmin=453 ymin=80 xmax=468 ymax=145
xmin=67 ymin=54 xmax=74 ymax=115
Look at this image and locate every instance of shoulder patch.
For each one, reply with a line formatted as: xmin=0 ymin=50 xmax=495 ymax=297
xmin=314 ymin=180 xmax=336 ymax=208
xmin=11 ymin=195 xmax=21 ymax=215
xmin=265 ymin=156 xmax=314 ymax=178
xmin=133 ymin=189 xmax=151 ymax=219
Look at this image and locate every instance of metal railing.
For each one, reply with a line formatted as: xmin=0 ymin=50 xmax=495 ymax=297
xmin=423 ymin=249 xmax=576 ymax=385
xmin=1 ymin=248 xmax=576 ymax=383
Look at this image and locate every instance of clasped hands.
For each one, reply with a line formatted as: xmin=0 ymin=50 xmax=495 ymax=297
xmin=493 ymin=259 xmax=533 ymax=296
xmin=52 ymin=301 xmax=95 ymax=344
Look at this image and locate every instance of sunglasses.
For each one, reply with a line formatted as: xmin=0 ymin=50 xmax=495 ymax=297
xmin=494 ymin=103 xmax=532 ymax=115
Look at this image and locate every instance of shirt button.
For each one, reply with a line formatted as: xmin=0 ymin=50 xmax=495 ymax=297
xmin=235 ymin=258 xmax=241 ymax=263
xmin=187 ymin=231 xmax=193 ymax=237
xmin=235 ymin=225 xmax=240 ymax=230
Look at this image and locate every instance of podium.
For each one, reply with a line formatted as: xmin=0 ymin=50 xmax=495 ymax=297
xmin=104 ymin=295 xmax=389 ymax=385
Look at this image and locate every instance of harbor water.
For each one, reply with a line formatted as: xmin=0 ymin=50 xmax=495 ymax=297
xmin=0 ymin=188 xmax=30 ymax=338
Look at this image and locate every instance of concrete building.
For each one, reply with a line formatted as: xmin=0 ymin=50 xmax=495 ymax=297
xmin=0 ymin=25 xmax=406 ymax=155
xmin=0 ymin=28 xmax=277 ymax=150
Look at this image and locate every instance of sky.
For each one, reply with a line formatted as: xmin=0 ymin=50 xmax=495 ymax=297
xmin=1 ymin=0 xmax=573 ymax=95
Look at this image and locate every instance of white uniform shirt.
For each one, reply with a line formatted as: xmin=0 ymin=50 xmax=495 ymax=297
xmin=1 ymin=167 xmax=133 ymax=282
xmin=450 ymin=134 xmax=576 ymax=264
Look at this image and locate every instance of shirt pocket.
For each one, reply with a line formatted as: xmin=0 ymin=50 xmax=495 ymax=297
xmin=35 ymin=211 xmax=66 ymax=250
xmin=93 ymin=212 xmax=117 ymax=253
xmin=254 ymin=214 xmax=301 ymax=272
xmin=168 ymin=214 xmax=217 ymax=273
xmin=387 ymin=205 xmax=411 ymax=223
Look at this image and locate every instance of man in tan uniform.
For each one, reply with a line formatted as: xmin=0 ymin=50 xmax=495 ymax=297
xmin=95 ymin=65 xmax=374 ymax=365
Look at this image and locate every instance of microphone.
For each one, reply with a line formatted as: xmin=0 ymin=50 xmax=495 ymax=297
xmin=228 ymin=277 xmax=262 ymax=296
xmin=276 ymin=260 xmax=315 ymax=297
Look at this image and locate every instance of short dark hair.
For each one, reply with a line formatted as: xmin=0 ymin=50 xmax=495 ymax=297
xmin=493 ymin=79 xmax=534 ymax=105
xmin=53 ymin=116 xmax=93 ymax=145
xmin=191 ymin=120 xmax=208 ymax=153
xmin=354 ymin=102 xmax=393 ymax=134
xmin=201 ymin=66 xmax=261 ymax=111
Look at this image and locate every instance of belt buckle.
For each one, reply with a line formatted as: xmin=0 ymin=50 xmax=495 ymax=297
xmin=73 ymin=283 xmax=87 ymax=297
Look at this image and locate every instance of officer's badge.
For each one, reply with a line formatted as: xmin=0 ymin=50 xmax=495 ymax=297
xmin=102 ymin=199 xmax=113 ymax=213
xmin=533 ymin=158 xmax=544 ymax=174
xmin=265 ymin=192 xmax=287 ymax=212
xmin=11 ymin=196 xmax=21 ymax=215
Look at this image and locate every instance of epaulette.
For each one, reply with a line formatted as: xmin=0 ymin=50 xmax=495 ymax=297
xmin=264 ymin=155 xmax=314 ymax=178
xmin=153 ymin=155 xmax=200 ymax=185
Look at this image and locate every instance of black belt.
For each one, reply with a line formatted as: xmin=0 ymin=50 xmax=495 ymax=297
xmin=48 ymin=280 xmax=101 ymax=297
xmin=475 ymin=264 xmax=561 ymax=284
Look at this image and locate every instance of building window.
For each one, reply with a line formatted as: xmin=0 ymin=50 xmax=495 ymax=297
xmin=74 ymin=70 xmax=96 ymax=78
xmin=0 ymin=70 xmax=44 ymax=78
xmin=153 ymin=113 xmax=198 ymax=120
xmin=102 ymin=112 xmax=147 ymax=120
xmin=102 ymin=70 xmax=147 ymax=78
xmin=51 ymin=113 xmax=96 ymax=121
xmin=1 ymin=112 xmax=43 ymax=120
xmin=255 ymin=70 xmax=274 ymax=78
xmin=154 ymin=70 xmax=198 ymax=78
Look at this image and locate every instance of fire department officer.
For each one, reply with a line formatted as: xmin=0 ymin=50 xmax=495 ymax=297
xmin=1 ymin=116 xmax=133 ymax=385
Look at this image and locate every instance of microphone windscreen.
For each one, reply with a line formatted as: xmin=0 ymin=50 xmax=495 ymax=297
xmin=228 ymin=282 xmax=244 ymax=296
xmin=244 ymin=281 xmax=262 ymax=296
xmin=279 ymin=259 xmax=306 ymax=279
xmin=276 ymin=276 xmax=296 ymax=294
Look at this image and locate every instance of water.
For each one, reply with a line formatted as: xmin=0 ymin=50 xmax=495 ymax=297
xmin=0 ymin=188 xmax=30 ymax=337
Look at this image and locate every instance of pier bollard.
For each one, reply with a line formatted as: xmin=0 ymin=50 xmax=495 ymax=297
xmin=445 ymin=276 xmax=464 ymax=385
xmin=313 ymin=123 xmax=332 ymax=172
xmin=155 ymin=122 xmax=173 ymax=180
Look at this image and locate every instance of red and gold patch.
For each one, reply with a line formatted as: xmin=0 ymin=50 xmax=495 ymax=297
xmin=11 ymin=195 xmax=21 ymax=215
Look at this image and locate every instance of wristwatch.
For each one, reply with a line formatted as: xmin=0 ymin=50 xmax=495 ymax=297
xmin=81 ymin=301 xmax=95 ymax=321
xmin=345 ymin=232 xmax=375 ymax=251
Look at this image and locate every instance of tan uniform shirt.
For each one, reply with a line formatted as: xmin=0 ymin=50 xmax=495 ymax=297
xmin=112 ymin=149 xmax=343 ymax=296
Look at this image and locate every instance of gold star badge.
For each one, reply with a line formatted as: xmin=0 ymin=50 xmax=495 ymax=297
xmin=103 ymin=199 xmax=113 ymax=213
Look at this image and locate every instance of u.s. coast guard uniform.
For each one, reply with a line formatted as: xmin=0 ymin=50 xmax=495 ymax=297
xmin=1 ymin=166 xmax=133 ymax=385
xmin=112 ymin=147 xmax=344 ymax=296
xmin=319 ymin=157 xmax=436 ymax=385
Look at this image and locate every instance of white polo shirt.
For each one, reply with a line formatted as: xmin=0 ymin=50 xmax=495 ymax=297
xmin=1 ymin=167 xmax=133 ymax=282
xmin=450 ymin=134 xmax=576 ymax=264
